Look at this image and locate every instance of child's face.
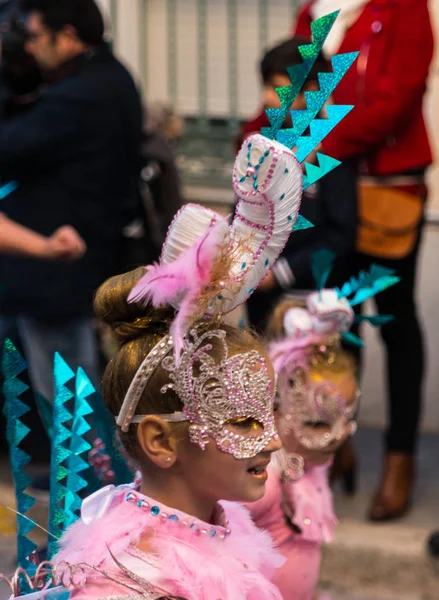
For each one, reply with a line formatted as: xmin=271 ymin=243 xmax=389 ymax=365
xmin=176 ymin=361 xmax=282 ymax=504
xmin=277 ymin=368 xmax=358 ymax=467
xmin=263 ymin=74 xmax=310 ymax=112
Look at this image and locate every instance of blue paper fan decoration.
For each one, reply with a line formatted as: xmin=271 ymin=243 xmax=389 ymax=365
xmin=2 ymin=339 xmax=37 ymax=593
xmin=261 ymin=10 xmax=358 ymax=193
xmin=336 ymin=265 xmax=401 ymax=307
xmin=293 ymin=214 xmax=315 ymax=231
xmin=309 ymin=251 xmax=401 ymax=345
xmin=261 ymin=11 xmax=340 ymax=141
xmin=48 ymin=354 xmax=93 ymax=557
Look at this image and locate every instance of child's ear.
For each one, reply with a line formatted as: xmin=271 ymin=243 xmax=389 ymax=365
xmin=137 ymin=416 xmax=177 ymax=468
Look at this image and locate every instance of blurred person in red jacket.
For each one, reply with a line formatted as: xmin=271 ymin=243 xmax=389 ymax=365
xmin=293 ymin=0 xmax=434 ymax=522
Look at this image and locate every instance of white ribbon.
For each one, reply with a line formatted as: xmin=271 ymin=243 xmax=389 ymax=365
xmin=81 ymin=481 xmax=138 ymax=525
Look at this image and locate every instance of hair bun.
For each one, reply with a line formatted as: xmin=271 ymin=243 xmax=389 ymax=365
xmin=94 ymin=267 xmax=174 ymax=343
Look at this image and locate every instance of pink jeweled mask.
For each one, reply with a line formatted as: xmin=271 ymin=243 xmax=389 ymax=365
xmin=160 ymin=328 xmax=278 ymax=460
xmin=277 ymin=366 xmax=358 ymax=451
xmin=121 ymin=327 xmax=278 ymax=460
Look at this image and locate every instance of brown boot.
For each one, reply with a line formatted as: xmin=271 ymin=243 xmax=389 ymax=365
xmin=330 ymin=438 xmax=358 ymax=495
xmin=368 ymin=452 xmax=415 ymax=522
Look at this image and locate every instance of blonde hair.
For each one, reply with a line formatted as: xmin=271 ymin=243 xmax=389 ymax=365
xmin=267 ymin=297 xmax=356 ymax=376
xmin=94 ymin=267 xmax=264 ymax=459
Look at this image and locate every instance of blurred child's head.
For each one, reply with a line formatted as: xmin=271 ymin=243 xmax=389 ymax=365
xmin=268 ymin=298 xmax=358 ymax=467
xmin=94 ymin=268 xmax=281 ymax=506
xmin=260 ymin=37 xmax=330 ymax=114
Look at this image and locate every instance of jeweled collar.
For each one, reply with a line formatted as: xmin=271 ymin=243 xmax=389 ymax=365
xmin=123 ymin=490 xmax=232 ymax=541
xmin=80 ymin=483 xmax=231 ymax=542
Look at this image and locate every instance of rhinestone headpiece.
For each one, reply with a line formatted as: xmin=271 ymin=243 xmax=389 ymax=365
xmin=277 ymin=366 xmax=358 ymax=451
xmin=117 ymin=335 xmax=174 ymax=433
xmin=124 ymin=327 xmax=278 ymax=460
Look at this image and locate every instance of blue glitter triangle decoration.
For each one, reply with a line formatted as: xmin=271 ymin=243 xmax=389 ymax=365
xmin=286 ymin=11 xmax=339 ymax=95
xmin=261 ymin=125 xmax=278 ymax=139
xmin=62 ymin=366 xmax=94 ymax=528
xmin=262 ymin=11 xmax=340 ymax=142
xmin=275 ymin=127 xmax=299 ymax=150
xmin=336 ymin=265 xmax=400 ymax=307
xmin=277 ymin=86 xmax=297 ymax=110
xmin=2 ymin=339 xmax=37 ymax=589
xmin=342 ymin=331 xmax=364 ymax=347
xmin=274 ymin=50 xmax=358 ymax=158
xmin=317 ymin=71 xmax=334 ymax=89
xmin=308 ymin=10 xmax=340 ymax=46
xmin=295 ymin=105 xmax=354 ymax=163
xmin=304 ymin=258 xmax=401 ymax=344
xmin=293 ymin=214 xmax=314 ymax=231
xmin=302 ymin=153 xmax=341 ymax=189
xmin=48 ymin=353 xmax=75 ymax=558
xmin=285 ymin=52 xmax=357 ymax=149
xmin=265 ymin=107 xmax=287 ymax=132
xmin=355 ymin=314 xmax=394 ymax=327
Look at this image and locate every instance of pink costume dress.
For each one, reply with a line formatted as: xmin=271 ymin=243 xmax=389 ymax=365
xmin=247 ymin=461 xmax=337 ymax=600
xmin=54 ymin=482 xmax=284 ymax=600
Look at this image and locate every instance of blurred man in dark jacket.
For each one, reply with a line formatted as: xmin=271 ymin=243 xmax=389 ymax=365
xmin=0 ymin=0 xmax=16 ymax=21
xmin=0 ymin=0 xmax=142 ymax=405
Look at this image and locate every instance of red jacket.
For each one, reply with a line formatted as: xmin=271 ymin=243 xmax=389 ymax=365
xmin=294 ymin=0 xmax=434 ymax=175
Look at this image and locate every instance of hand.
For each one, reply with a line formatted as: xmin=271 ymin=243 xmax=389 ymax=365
xmin=46 ymin=226 xmax=86 ymax=262
xmin=258 ymin=271 xmax=276 ymax=292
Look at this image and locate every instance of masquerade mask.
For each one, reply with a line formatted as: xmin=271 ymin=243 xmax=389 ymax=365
xmin=277 ymin=366 xmax=358 ymax=450
xmin=125 ymin=328 xmax=278 ymax=460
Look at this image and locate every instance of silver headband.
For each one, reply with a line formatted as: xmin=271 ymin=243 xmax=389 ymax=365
xmin=116 ymin=335 xmax=174 ymax=432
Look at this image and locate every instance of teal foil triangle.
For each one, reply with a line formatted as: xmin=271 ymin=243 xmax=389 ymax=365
xmin=293 ymin=214 xmax=314 ymax=231
xmin=2 ymin=340 xmax=38 ymax=576
xmin=302 ymin=153 xmax=341 ymax=189
xmin=263 ymin=11 xmax=341 ymax=142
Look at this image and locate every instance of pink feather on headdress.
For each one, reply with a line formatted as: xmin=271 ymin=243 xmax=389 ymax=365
xmin=128 ymin=218 xmax=227 ymax=358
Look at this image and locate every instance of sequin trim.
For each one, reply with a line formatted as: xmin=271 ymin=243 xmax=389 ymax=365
xmin=125 ymin=491 xmax=231 ymax=540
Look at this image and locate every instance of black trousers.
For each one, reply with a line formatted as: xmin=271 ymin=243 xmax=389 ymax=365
xmin=352 ymin=222 xmax=425 ymax=455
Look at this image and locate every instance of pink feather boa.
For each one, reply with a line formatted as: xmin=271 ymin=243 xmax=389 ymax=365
xmin=55 ymin=492 xmax=284 ymax=600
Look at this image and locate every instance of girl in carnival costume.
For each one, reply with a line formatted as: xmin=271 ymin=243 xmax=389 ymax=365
xmin=2 ymin=13 xmax=359 ymax=599
xmin=9 ymin=130 xmax=303 ymax=600
xmin=247 ymin=253 xmax=399 ymax=600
